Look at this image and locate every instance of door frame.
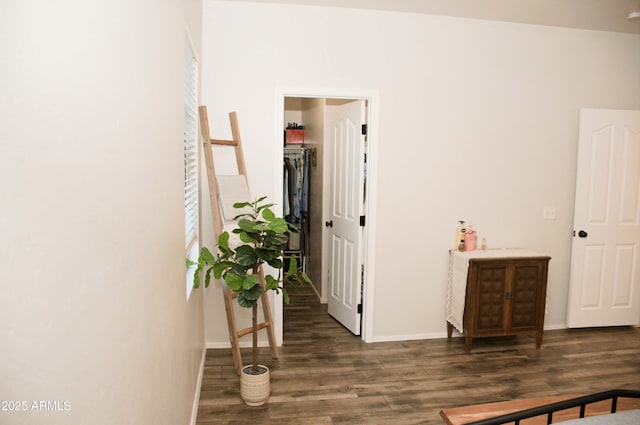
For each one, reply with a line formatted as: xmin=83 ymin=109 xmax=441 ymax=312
xmin=274 ymin=86 xmax=379 ymax=343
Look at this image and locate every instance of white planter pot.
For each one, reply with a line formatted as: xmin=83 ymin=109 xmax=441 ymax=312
xmin=240 ymin=365 xmax=270 ymax=406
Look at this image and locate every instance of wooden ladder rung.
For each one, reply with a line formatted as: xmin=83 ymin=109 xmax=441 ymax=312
xmin=237 ymin=322 xmax=271 ymax=338
xmin=210 ymin=138 xmax=238 ymax=146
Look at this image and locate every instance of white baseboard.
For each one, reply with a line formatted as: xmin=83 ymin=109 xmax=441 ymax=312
xmin=369 ymin=324 xmax=569 ymax=343
xmin=369 ymin=332 xmax=445 ymax=342
xmin=190 ymin=347 xmax=206 ymax=425
xmin=206 ymin=340 xmax=274 ymax=349
xmin=544 ymin=323 xmax=566 ymax=331
xmin=207 ymin=324 xmax=570 ymax=347
xmin=206 ymin=341 xmax=232 ymax=349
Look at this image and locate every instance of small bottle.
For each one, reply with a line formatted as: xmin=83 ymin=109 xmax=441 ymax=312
xmin=455 ymin=220 xmax=467 ymax=250
xmin=465 ymin=225 xmax=477 ymax=251
xmin=481 ymin=237 xmax=487 ymax=250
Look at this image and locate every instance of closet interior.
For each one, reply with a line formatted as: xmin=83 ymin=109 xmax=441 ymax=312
xmin=283 ymin=146 xmax=313 ymax=257
xmin=283 ymin=97 xmax=324 ymax=297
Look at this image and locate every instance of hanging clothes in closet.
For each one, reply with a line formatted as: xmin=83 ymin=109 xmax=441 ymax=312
xmin=283 ymin=147 xmax=312 ymax=253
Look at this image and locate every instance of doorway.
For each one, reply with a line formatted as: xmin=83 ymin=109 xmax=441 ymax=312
xmin=274 ymin=88 xmax=379 ymax=344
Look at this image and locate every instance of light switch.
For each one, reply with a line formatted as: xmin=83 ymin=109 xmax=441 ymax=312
xmin=543 ymin=205 xmax=556 ymax=220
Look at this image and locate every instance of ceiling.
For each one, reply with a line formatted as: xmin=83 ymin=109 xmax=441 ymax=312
xmin=226 ymin=0 xmax=640 ymax=34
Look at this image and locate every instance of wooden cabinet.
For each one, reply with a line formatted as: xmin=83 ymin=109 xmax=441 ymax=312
xmin=447 ymin=252 xmax=550 ymax=353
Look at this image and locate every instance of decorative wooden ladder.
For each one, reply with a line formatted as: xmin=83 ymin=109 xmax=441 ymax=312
xmin=198 ymin=105 xmax=279 ymax=375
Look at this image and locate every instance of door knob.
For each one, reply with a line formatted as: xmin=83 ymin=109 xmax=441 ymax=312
xmin=325 ymin=220 xmax=333 ymax=228
xmin=578 ymin=230 xmax=588 ymax=238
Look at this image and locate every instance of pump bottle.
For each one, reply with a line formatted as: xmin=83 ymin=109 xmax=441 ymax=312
xmin=455 ymin=221 xmax=467 ymax=250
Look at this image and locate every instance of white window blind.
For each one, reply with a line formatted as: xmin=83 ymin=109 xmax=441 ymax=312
xmin=184 ymin=35 xmax=198 ymax=250
xmin=184 ymin=32 xmax=198 ymax=298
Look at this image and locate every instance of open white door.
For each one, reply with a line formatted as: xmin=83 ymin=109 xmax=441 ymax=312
xmin=567 ymin=108 xmax=640 ymax=328
xmin=326 ymin=100 xmax=366 ymax=335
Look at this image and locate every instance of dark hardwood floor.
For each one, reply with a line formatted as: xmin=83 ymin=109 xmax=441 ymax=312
xmin=196 ymin=284 xmax=640 ymax=424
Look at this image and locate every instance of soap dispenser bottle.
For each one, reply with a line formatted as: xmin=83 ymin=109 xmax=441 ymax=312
xmin=455 ymin=221 xmax=467 ymax=250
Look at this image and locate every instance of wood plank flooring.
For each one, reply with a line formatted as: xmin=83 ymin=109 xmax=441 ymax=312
xmin=196 ymin=284 xmax=640 ymax=424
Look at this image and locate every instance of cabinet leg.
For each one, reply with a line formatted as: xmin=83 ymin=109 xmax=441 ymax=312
xmin=536 ymin=331 xmax=543 ymax=349
xmin=465 ymin=335 xmax=472 ymax=354
xmin=447 ymin=322 xmax=453 ymax=340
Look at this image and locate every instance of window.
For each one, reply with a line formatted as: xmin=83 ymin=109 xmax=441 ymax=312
xmin=184 ymin=31 xmax=198 ymax=298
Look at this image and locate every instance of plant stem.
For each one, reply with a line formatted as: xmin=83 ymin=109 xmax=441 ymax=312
xmin=252 ymin=303 xmax=258 ymax=372
xmin=252 ymin=263 xmax=260 ymax=372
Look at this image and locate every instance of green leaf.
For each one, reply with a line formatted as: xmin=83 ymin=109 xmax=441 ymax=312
xmin=265 ymin=274 xmax=280 ymax=291
xmin=262 ymin=207 xmax=276 ymax=221
xmin=235 ymin=245 xmax=259 ymax=266
xmin=266 ymin=257 xmax=284 ymax=269
xmin=239 ymin=231 xmax=255 ymax=244
xmin=287 ymin=222 xmax=300 ymax=233
xmin=238 ymin=219 xmax=269 ymax=234
xmin=217 ymin=232 xmax=230 ymax=252
xmin=232 ymin=212 xmax=255 ymax=221
xmin=230 ymin=262 xmax=251 ymax=275
xmin=255 ymin=247 xmax=278 ymax=261
xmin=242 ymin=284 xmax=263 ymax=300
xmin=213 ymin=261 xmax=233 ymax=279
xmin=301 ymin=272 xmax=312 ymax=284
xmin=200 ymin=247 xmax=216 ymax=264
xmin=268 ymin=217 xmax=288 ymax=234
xmin=287 ymin=255 xmax=298 ymax=275
xmin=224 ymin=272 xmax=244 ymax=291
xmin=186 ymin=258 xmax=197 ymax=268
xmin=256 ymin=203 xmax=276 ymax=215
xmin=232 ymin=201 xmax=253 ymax=209
xmin=193 ymin=265 xmax=201 ymax=288
xmin=242 ymin=274 xmax=259 ymax=290
xmin=204 ymin=267 xmax=213 ymax=288
xmin=264 ymin=233 xmax=288 ymax=250
xmin=281 ymin=287 xmax=290 ymax=304
xmin=237 ymin=291 xmax=258 ymax=308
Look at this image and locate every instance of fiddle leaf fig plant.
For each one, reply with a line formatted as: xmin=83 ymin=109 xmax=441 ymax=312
xmin=192 ymin=196 xmax=310 ymax=372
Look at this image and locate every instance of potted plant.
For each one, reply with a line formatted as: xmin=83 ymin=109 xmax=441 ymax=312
xmin=192 ymin=196 xmax=310 ymax=406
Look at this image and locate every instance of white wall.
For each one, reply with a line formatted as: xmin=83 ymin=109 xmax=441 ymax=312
xmin=0 ymin=1 xmax=204 ymax=424
xmin=200 ymin=1 xmax=640 ymax=343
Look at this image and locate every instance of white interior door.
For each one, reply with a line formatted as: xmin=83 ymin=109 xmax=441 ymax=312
xmin=567 ymin=108 xmax=640 ymax=328
xmin=326 ymin=100 xmax=366 ymax=335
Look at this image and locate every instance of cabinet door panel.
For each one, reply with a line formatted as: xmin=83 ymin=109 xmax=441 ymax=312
xmin=474 ymin=266 xmax=508 ymax=335
xmin=510 ymin=265 xmax=541 ymax=330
